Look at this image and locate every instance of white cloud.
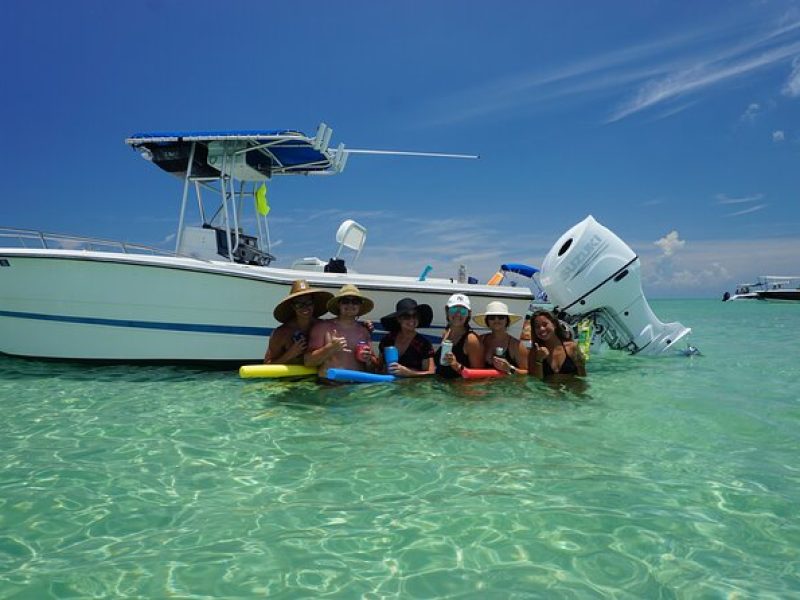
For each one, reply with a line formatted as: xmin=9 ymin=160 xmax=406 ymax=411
xmin=609 ymin=38 xmax=800 ymax=122
xmin=654 ymin=230 xmax=685 ymax=256
xmin=428 ymin=15 xmax=800 ymax=127
xmin=727 ymin=203 xmax=768 ymax=217
xmin=740 ymin=102 xmax=761 ymax=121
xmin=772 ymin=129 xmax=786 ymax=141
xmin=782 ymin=55 xmax=800 ymax=96
xmin=636 ymin=236 xmax=800 ymax=296
xmin=715 ymin=192 xmax=764 ymax=204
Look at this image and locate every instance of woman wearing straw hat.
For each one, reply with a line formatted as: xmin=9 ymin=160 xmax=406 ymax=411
xmin=306 ymin=284 xmax=378 ymax=378
xmin=473 ymin=301 xmax=529 ymax=375
xmin=378 ymin=297 xmax=435 ymax=377
xmin=264 ymin=280 xmax=333 ymax=365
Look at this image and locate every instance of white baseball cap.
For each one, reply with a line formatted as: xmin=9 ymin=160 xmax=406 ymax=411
xmin=446 ymin=293 xmax=471 ymax=310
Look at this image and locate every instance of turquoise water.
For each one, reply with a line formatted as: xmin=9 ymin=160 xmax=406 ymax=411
xmin=1 ymin=300 xmax=799 ymax=598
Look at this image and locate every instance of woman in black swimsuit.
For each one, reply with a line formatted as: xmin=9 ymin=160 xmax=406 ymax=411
xmin=378 ymin=297 xmax=435 ymax=377
xmin=528 ymin=310 xmax=586 ymax=379
xmin=474 ymin=301 xmax=528 ymax=375
xmin=435 ymin=293 xmax=483 ymax=379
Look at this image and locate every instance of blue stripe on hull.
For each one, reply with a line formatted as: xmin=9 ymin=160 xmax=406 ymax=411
xmin=0 ymin=310 xmax=271 ymax=337
xmin=0 ymin=310 xmax=447 ymax=343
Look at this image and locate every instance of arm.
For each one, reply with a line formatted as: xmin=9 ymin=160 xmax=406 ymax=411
xmin=464 ymin=332 xmax=484 ymax=369
xmin=449 ymin=332 xmax=484 ymax=373
xmin=567 ymin=341 xmax=587 ymax=376
xmin=492 ymin=337 xmax=528 ymax=375
xmin=304 ymin=323 xmax=347 ymax=367
xmin=527 ymin=342 xmax=549 ymax=380
xmin=389 ymin=337 xmax=435 ymax=378
xmin=264 ymin=326 xmax=306 ymax=364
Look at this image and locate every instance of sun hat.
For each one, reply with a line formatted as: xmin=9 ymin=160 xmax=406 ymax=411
xmin=473 ymin=301 xmax=522 ymax=328
xmin=380 ymin=297 xmax=434 ymax=331
xmin=273 ymin=280 xmax=334 ymax=324
xmin=445 ymin=293 xmax=471 ymax=311
xmin=327 ymin=283 xmax=375 ymax=317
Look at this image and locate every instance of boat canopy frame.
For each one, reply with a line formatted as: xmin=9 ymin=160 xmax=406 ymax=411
xmin=125 ymin=123 xmax=478 ymax=266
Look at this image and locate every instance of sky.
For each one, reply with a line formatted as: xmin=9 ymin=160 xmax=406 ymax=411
xmin=1 ymin=0 xmax=799 ymax=298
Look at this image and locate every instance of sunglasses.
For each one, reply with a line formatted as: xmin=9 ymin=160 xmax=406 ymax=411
xmin=293 ymin=299 xmax=314 ymax=309
xmin=340 ymin=297 xmax=363 ymax=305
xmin=398 ymin=312 xmax=418 ymax=320
xmin=447 ymin=306 xmax=469 ymax=317
xmin=486 ymin=315 xmax=507 ymax=321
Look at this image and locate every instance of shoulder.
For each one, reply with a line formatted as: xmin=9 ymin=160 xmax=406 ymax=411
xmin=271 ymin=323 xmax=292 ymax=339
xmin=311 ymin=318 xmax=333 ymax=331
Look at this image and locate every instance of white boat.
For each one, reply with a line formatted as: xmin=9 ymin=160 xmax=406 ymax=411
xmin=753 ymin=276 xmax=800 ymax=302
xmin=723 ymin=276 xmax=800 ymax=302
xmin=723 ymin=283 xmax=763 ymax=301
xmin=0 ymin=124 xmax=689 ymax=363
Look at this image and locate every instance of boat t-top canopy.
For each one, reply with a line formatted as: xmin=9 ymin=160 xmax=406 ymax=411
xmin=126 ymin=122 xmax=478 ymax=181
xmin=123 ymin=123 xmax=478 ymax=265
xmin=125 ymin=126 xmax=340 ymax=180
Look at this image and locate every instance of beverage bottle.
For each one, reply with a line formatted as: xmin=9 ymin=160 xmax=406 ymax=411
xmin=384 ymin=346 xmax=399 ymax=365
xmin=356 ymin=340 xmax=371 ymax=362
xmin=418 ymin=265 xmax=433 ymax=281
xmin=439 ymin=340 xmax=453 ymax=365
xmin=457 ymin=264 xmax=467 ymax=284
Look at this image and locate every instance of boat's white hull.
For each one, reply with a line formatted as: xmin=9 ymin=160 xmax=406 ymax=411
xmin=725 ymin=293 xmax=762 ymax=301
xmin=0 ymin=249 xmax=536 ymax=362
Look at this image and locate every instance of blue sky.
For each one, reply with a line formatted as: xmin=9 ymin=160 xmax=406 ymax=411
xmin=2 ymin=0 xmax=799 ymax=298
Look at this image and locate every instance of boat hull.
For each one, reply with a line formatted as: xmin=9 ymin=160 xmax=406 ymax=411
xmin=756 ymin=290 xmax=800 ymax=302
xmin=0 ymin=250 xmax=536 ymax=362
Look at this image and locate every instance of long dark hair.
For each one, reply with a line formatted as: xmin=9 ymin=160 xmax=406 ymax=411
xmin=531 ymin=310 xmax=568 ymax=344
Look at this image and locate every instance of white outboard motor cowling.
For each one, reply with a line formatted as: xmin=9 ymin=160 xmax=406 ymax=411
xmin=540 ymin=215 xmax=690 ymax=356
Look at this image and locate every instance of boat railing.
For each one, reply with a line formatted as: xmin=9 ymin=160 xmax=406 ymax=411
xmin=0 ymin=227 xmax=179 ymax=257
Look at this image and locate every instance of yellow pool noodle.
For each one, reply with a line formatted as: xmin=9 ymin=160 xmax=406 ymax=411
xmin=239 ymin=364 xmax=317 ymax=379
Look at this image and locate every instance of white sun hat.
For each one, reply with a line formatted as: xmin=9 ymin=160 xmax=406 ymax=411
xmin=473 ymin=301 xmax=522 ymax=328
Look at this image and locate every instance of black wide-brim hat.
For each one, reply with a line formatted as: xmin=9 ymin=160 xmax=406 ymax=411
xmin=380 ymin=297 xmax=434 ymax=331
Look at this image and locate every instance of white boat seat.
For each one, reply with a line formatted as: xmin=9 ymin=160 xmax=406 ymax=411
xmin=334 ymin=219 xmax=366 ymax=263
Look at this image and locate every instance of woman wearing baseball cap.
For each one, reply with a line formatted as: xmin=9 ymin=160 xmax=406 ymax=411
xmin=434 ymin=293 xmax=483 ymax=379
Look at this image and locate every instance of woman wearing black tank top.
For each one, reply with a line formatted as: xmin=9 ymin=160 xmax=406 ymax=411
xmin=435 ymin=293 xmax=483 ymax=379
xmin=528 ymin=310 xmax=586 ymax=379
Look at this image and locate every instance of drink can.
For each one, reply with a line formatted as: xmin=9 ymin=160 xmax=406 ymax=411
xmin=439 ymin=340 xmax=453 ymax=365
xmin=356 ymin=340 xmax=371 ymax=362
xmin=384 ymin=346 xmax=399 ymax=365
xmin=495 ymin=346 xmax=504 ymax=357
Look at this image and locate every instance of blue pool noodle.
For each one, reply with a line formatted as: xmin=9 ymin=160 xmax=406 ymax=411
xmin=326 ymin=369 xmax=396 ymax=383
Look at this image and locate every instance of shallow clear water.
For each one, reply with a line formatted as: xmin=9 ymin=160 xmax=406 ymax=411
xmin=1 ymin=300 xmax=799 ymax=598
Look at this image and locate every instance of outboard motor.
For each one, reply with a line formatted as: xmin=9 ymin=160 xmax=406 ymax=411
xmin=540 ymin=216 xmax=690 ymax=356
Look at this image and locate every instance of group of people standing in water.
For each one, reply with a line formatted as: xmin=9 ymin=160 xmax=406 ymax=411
xmin=264 ymin=280 xmax=585 ymax=381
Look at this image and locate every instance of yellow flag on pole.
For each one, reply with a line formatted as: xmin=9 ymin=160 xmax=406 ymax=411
xmin=256 ymin=183 xmax=270 ymax=216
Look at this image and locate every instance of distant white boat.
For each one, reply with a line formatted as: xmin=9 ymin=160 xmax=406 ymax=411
xmin=723 ymin=276 xmax=800 ymax=302
xmin=0 ymin=124 xmax=689 ymax=363
xmin=723 ymin=281 xmax=765 ymax=301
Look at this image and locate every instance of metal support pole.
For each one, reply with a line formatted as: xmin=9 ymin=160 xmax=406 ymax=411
xmin=174 ymin=142 xmax=196 ymax=254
